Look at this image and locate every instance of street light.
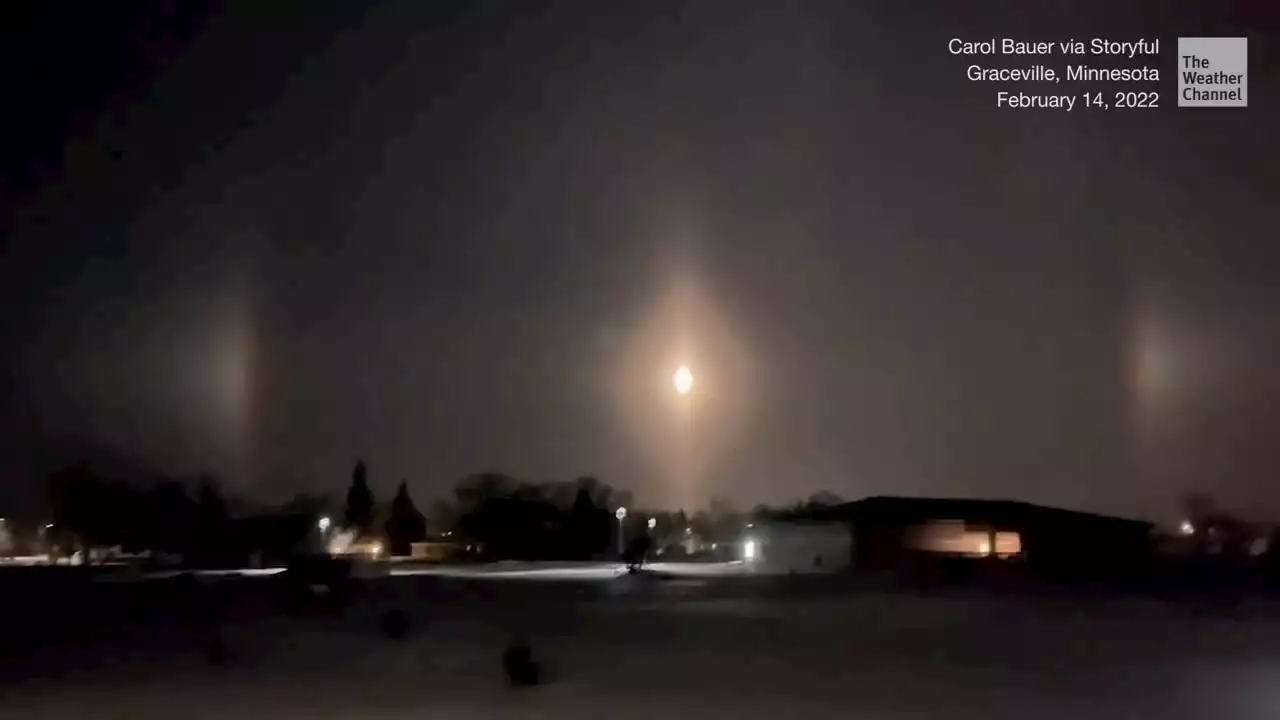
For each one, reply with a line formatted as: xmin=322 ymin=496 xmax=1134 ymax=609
xmin=615 ymin=507 xmax=627 ymax=557
xmin=647 ymin=517 xmax=657 ymax=530
xmin=318 ymin=516 xmax=331 ymax=532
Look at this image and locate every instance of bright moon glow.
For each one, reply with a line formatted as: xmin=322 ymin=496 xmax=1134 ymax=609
xmin=673 ymin=366 xmax=694 ymax=394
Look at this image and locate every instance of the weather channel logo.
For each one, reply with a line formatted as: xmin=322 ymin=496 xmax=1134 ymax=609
xmin=1179 ymin=37 xmax=1247 ymax=107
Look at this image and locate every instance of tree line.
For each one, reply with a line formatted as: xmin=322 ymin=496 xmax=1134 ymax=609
xmin=40 ymin=455 xmax=848 ymax=564
xmin=40 ymin=458 xmax=431 ymax=563
xmin=426 ymin=474 xmax=846 ymax=561
xmin=45 ymin=461 xmax=232 ymax=563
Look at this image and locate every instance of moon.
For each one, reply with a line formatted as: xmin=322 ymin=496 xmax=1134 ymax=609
xmin=673 ymin=365 xmax=694 ymax=394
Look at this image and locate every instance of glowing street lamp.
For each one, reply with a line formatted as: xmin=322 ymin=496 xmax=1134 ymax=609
xmin=673 ymin=365 xmax=694 ymax=395
xmin=647 ymin=517 xmax=657 ymax=530
xmin=615 ymin=507 xmax=627 ymax=557
xmin=318 ymin=516 xmax=332 ymax=533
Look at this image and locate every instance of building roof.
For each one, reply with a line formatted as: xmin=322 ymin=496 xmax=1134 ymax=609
xmin=830 ymin=495 xmax=1152 ymax=531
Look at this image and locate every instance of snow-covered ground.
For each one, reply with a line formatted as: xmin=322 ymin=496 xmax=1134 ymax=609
xmin=126 ymin=560 xmax=756 ymax=583
xmin=386 ymin=560 xmax=754 ymax=580
xmin=131 ymin=560 xmax=751 ymax=582
xmin=5 ymin=569 xmax=1280 ymax=719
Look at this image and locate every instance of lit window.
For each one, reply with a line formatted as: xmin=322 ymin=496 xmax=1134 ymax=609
xmin=995 ymin=532 xmax=1021 ymax=557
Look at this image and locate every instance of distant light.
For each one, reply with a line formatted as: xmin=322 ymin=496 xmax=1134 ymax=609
xmin=1179 ymin=520 xmax=1195 ymax=536
xmin=685 ymin=527 xmax=692 ymax=535
xmin=369 ymin=542 xmax=383 ymax=557
xmin=318 ymin=516 xmax=332 ymax=532
xmin=647 ymin=517 xmax=657 ymax=530
xmin=45 ymin=524 xmax=53 ymax=530
xmin=746 ymin=522 xmax=753 ymax=528
xmin=743 ymin=538 xmax=758 ymax=561
xmin=673 ymin=366 xmax=694 ymax=395
xmin=615 ymin=507 xmax=628 ymax=521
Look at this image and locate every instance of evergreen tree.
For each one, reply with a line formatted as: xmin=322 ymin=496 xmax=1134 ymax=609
xmin=345 ymin=459 xmax=374 ymax=535
xmin=385 ymin=480 xmax=427 ymax=555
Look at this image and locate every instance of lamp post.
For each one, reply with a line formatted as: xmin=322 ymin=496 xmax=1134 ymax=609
xmin=317 ymin=516 xmax=332 ymax=553
xmin=615 ymin=507 xmax=628 ymax=558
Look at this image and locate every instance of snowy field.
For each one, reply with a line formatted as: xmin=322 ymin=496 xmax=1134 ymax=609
xmin=156 ymin=560 xmax=759 ymax=580
xmin=122 ymin=560 xmax=753 ymax=582
xmin=4 ymin=566 xmax=1280 ymax=719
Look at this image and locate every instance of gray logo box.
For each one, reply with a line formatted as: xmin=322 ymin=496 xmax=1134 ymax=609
xmin=1178 ymin=37 xmax=1248 ymax=107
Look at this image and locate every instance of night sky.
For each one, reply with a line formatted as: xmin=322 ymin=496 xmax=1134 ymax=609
xmin=1 ymin=2 xmax=1275 ymax=522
